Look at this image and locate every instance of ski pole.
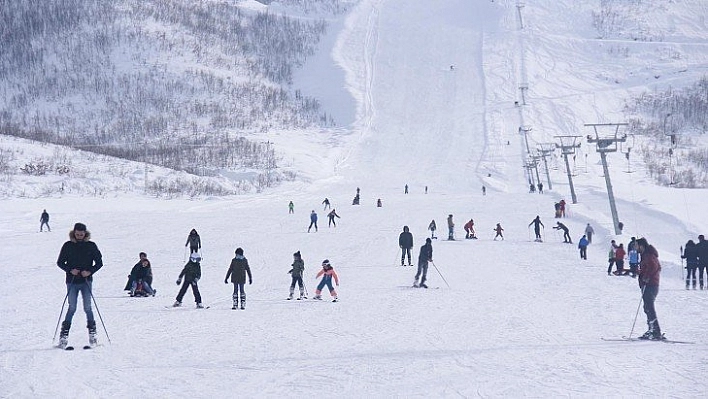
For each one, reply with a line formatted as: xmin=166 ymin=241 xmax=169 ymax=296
xmin=302 ymin=280 xmax=309 ymax=297
xmin=680 ymin=246 xmax=684 ymax=280
xmin=430 ymin=261 xmax=451 ymax=288
xmin=629 ymin=283 xmax=647 ymax=339
xmin=52 ymin=291 xmax=69 ymax=343
xmin=89 ymin=286 xmax=112 ymax=344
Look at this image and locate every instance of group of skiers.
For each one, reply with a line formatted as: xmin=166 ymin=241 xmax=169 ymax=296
xmin=681 ymin=235 xmax=708 ymax=290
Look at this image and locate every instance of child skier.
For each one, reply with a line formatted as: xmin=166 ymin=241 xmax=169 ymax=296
xmin=313 ymin=259 xmax=339 ymax=302
xmin=428 ymin=219 xmax=437 ymax=239
xmin=493 ymin=223 xmax=504 ymax=240
xmin=224 ymin=247 xmax=252 ymax=310
xmin=287 ymin=251 xmax=306 ymax=300
xmin=174 ymin=252 xmax=204 ymax=308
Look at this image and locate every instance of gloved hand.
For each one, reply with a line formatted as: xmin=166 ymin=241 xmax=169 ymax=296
xmin=249 ymin=279 xmax=253 ymax=285
xmin=193 ymin=278 xmax=199 ymax=284
xmin=287 ymin=269 xmax=292 ymax=274
xmin=224 ymin=279 xmax=229 ymax=284
xmin=176 ymin=278 xmax=182 ymax=285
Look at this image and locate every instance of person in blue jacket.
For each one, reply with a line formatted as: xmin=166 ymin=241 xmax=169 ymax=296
xmin=578 ymin=235 xmax=589 ymax=260
xmin=308 ymin=210 xmax=318 ymax=232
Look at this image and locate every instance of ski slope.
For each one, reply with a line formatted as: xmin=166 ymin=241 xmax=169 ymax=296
xmin=2 ymin=0 xmax=708 ymax=397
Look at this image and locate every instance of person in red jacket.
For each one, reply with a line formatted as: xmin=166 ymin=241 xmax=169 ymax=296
xmin=463 ymin=219 xmax=476 ymax=239
xmin=612 ymin=244 xmax=627 ymax=275
xmin=637 ymin=238 xmax=663 ymax=340
xmin=313 ymin=260 xmax=339 ymax=302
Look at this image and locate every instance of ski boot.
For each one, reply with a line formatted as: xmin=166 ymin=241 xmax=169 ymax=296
xmin=312 ymin=295 xmax=322 ymax=300
xmin=240 ymin=295 xmax=246 ymax=310
xmin=172 ymin=300 xmax=182 ymax=307
xmin=58 ymin=321 xmax=70 ymax=349
xmin=87 ymin=320 xmax=98 ymax=346
xmin=196 ymin=303 xmax=205 ymax=309
xmin=419 ymin=283 xmax=428 ymax=289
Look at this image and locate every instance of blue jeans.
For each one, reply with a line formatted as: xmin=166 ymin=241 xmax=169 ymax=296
xmin=65 ymin=282 xmax=94 ymax=323
xmin=131 ymin=280 xmax=154 ymax=295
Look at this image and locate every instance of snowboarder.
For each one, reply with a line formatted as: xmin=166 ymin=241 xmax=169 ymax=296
xmin=553 ymin=222 xmax=571 ymax=243
xmin=414 ymin=238 xmax=433 ymax=288
xmin=308 ymin=210 xmax=318 ymax=232
xmin=56 ymin=222 xmax=103 ymax=348
xmin=493 ymin=223 xmax=504 ymax=240
xmin=447 ymin=214 xmax=455 ymax=240
xmin=578 ymin=235 xmax=589 ymax=260
xmin=463 ymin=219 xmax=476 ymax=239
xmin=313 ymin=259 xmax=339 ymax=301
xmin=224 ymin=248 xmax=252 ymax=310
xmin=682 ymin=240 xmax=698 ymax=290
xmin=697 ymin=235 xmax=708 ymax=289
xmin=322 ymin=198 xmax=331 ymax=210
xmin=428 ymin=219 xmax=437 ymax=240
xmin=40 ymin=209 xmax=51 ymax=232
xmin=185 ymin=229 xmax=201 ymax=254
xmin=404 ymin=184 xmax=408 ymax=194
xmin=637 ymin=238 xmax=663 ymax=340
xmin=288 ymin=201 xmax=294 ymax=214
xmin=584 ymin=223 xmax=594 ymax=244
xmin=173 ymin=252 xmax=204 ymax=308
xmin=529 ymin=216 xmax=544 ymax=242
xmin=327 ymin=208 xmax=341 ymax=227
xmin=287 ymin=251 xmax=306 ymax=300
xmin=399 ymin=226 xmax=414 ymax=266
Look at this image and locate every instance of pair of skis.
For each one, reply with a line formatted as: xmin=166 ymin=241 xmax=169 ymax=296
xmin=601 ymin=336 xmax=693 ymax=344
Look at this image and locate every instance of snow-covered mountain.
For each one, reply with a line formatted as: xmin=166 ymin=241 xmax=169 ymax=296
xmin=2 ymin=0 xmax=708 ymax=397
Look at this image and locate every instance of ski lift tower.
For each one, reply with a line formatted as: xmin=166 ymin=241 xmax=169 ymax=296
xmin=585 ymin=123 xmax=628 ymax=235
xmin=536 ymin=143 xmax=556 ymax=191
xmin=554 ymin=135 xmax=582 ymax=204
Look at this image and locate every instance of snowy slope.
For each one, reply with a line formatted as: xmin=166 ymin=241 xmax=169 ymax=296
xmin=2 ymin=0 xmax=708 ymax=398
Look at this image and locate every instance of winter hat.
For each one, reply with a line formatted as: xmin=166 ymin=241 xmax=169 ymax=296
xmin=235 ymin=248 xmax=244 ymax=256
xmin=322 ymin=259 xmax=330 ymax=267
xmin=73 ymin=222 xmax=87 ymax=231
xmin=190 ymin=252 xmax=201 ymax=262
xmin=294 ymin=251 xmax=301 ymax=258
xmin=426 ymin=238 xmax=432 ymax=244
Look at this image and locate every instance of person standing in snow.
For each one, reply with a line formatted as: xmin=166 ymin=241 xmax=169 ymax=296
xmin=399 ymin=226 xmax=414 ymax=266
xmin=185 ymin=229 xmax=201 ymax=254
xmin=174 ymin=252 xmax=204 ymax=308
xmin=482 ymin=185 xmax=486 ymax=196
xmin=529 ymin=216 xmax=544 ymax=242
xmin=56 ymin=222 xmax=103 ymax=348
xmin=628 ymin=244 xmax=639 ymax=278
xmin=40 ymin=209 xmax=51 ymax=232
xmin=682 ymin=240 xmax=699 ymax=290
xmin=493 ymin=223 xmax=504 ymax=240
xmin=377 ymin=198 xmax=382 ymax=207
xmin=553 ymin=222 xmax=571 ymax=243
xmin=322 ymin=198 xmax=331 ymax=210
xmin=637 ymin=238 xmax=663 ymax=340
xmin=578 ymin=235 xmax=589 ymax=260
xmin=537 ymin=182 xmax=543 ymax=194
xmin=447 ymin=214 xmax=455 ymax=240
xmin=287 ymin=251 xmax=306 ymax=300
xmin=308 ymin=210 xmax=318 ymax=233
xmin=428 ymin=219 xmax=437 ymax=239
xmin=288 ymin=201 xmax=294 ymax=214
xmin=224 ymin=248 xmax=252 ymax=310
xmin=559 ymin=199 xmax=567 ymax=217
xmin=327 ymin=208 xmax=341 ymax=227
xmin=414 ymin=238 xmax=433 ymax=288
xmin=313 ymin=259 xmax=339 ymax=301
xmin=696 ymin=235 xmax=708 ymax=290
xmin=606 ymin=240 xmax=618 ymax=276
xmin=464 ymin=219 xmax=476 ymax=239
xmin=613 ymin=243 xmax=627 ymax=275
xmin=584 ymin=223 xmax=594 ymax=244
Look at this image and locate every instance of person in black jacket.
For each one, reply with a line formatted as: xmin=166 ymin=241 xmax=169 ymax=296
xmin=554 ymin=222 xmax=572 ymax=243
xmin=529 ymin=216 xmax=544 ymax=242
xmin=224 ymin=248 xmax=252 ymax=310
xmin=185 ymin=229 xmax=201 ymax=254
xmin=40 ymin=209 xmax=51 ymax=232
xmin=414 ymin=238 xmax=433 ymax=288
xmin=696 ymin=235 xmax=708 ymax=290
xmin=128 ymin=258 xmax=156 ymax=297
xmin=174 ymin=252 xmax=203 ymax=308
xmin=398 ymin=226 xmax=414 ymax=266
xmin=682 ymin=240 xmax=699 ymax=290
xmin=56 ymin=222 xmax=103 ymax=348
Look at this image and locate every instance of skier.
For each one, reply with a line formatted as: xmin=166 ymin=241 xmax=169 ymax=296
xmin=529 ymin=216 xmax=544 ymax=242
xmin=537 ymin=182 xmax=543 ymax=194
xmin=493 ymin=223 xmax=504 ymax=240
xmin=682 ymin=240 xmax=698 ymax=290
xmin=463 ymin=219 xmax=476 ymax=239
xmin=40 ymin=209 xmax=51 ymax=232
xmin=482 ymin=185 xmax=486 ymax=196
xmin=578 ymin=235 xmax=589 ymax=260
xmin=313 ymin=259 xmax=339 ymax=301
xmin=398 ymin=226 xmax=414 ymax=266
xmin=628 ymin=244 xmax=639 ymax=278
xmin=697 ymin=235 xmax=708 ymax=289
xmin=56 ymin=222 xmax=103 ymax=349
xmin=352 ymin=194 xmax=360 ymax=205
xmin=288 ymin=201 xmax=294 ymax=214
xmin=414 ymin=238 xmax=433 ymax=288
xmin=327 ymin=208 xmax=341 ymax=227
xmin=224 ymin=248 xmax=252 ymax=310
xmin=425 ymin=186 xmax=428 ymax=194
xmin=173 ymin=252 xmax=204 ymax=308
xmin=377 ymin=198 xmax=382 ymax=207
xmin=553 ymin=222 xmax=571 ymax=243
xmin=613 ymin=244 xmax=627 ymax=275
xmin=322 ymin=198 xmax=331 ymax=210
xmin=606 ymin=240 xmax=618 ymax=276
xmin=447 ymin=214 xmax=455 ymax=240
xmin=128 ymin=258 xmax=156 ymax=297
xmin=584 ymin=223 xmax=594 ymax=244
xmin=428 ymin=219 xmax=437 ymax=239
xmin=287 ymin=251 xmax=306 ymax=300
xmin=529 ymin=183 xmax=536 ymax=193
xmin=185 ymin=229 xmax=201 ymax=254
xmin=308 ymin=210 xmax=318 ymax=232
xmin=404 ymin=184 xmax=408 ymax=194
xmin=636 ymin=238 xmax=663 ymax=340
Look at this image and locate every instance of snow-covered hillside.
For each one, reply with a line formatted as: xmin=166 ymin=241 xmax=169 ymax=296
xmin=2 ymin=0 xmax=708 ymax=397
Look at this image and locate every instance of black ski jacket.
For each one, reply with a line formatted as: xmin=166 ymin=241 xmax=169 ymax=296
xmin=56 ymin=230 xmax=103 ymax=284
